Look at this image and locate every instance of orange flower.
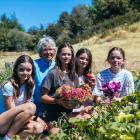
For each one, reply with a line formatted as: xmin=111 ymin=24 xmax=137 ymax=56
xmin=55 ymin=84 xmax=92 ymax=108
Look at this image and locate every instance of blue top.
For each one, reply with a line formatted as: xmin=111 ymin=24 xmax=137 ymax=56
xmin=33 ymin=58 xmax=55 ymax=116
xmin=93 ymin=69 xmax=135 ymax=97
xmin=0 ymin=82 xmax=28 ymax=114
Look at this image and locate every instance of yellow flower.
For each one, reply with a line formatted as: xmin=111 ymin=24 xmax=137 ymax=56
xmin=125 ymin=114 xmax=134 ymax=122
xmin=120 ymin=134 xmax=134 ymax=140
xmin=136 ymin=111 xmax=140 ymax=118
xmin=117 ymin=112 xmax=126 ymax=122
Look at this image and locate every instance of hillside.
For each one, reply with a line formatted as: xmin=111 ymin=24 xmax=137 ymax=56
xmin=1 ymin=22 xmax=140 ymax=72
xmin=74 ymin=22 xmax=140 ymax=72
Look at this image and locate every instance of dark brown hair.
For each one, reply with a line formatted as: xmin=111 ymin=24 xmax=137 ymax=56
xmin=11 ymin=55 xmax=34 ymax=100
xmin=55 ymin=42 xmax=75 ymax=81
xmin=75 ymin=48 xmax=92 ymax=75
xmin=107 ymin=47 xmax=126 ymax=68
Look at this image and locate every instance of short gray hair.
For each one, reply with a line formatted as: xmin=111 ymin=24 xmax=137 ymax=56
xmin=37 ymin=36 xmax=57 ymax=54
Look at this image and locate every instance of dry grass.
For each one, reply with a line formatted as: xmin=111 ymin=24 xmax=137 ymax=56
xmin=74 ymin=22 xmax=140 ymax=72
xmin=1 ymin=22 xmax=140 ymax=72
xmin=0 ymin=52 xmax=39 ymax=71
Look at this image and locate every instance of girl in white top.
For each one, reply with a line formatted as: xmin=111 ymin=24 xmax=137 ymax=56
xmin=0 ymin=55 xmax=47 ymax=140
xmin=75 ymin=48 xmax=95 ymax=89
xmin=93 ymin=47 xmax=135 ymax=101
xmin=71 ymin=48 xmax=95 ymax=118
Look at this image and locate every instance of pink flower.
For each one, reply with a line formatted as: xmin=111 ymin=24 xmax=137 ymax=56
xmin=102 ymin=81 xmax=121 ymax=97
xmin=55 ymin=84 xmax=92 ymax=108
xmin=55 ymin=84 xmax=73 ymax=100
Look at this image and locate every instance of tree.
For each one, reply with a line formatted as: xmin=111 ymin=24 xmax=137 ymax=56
xmin=91 ymin=0 xmax=129 ymax=21
xmin=56 ymin=29 xmax=74 ymax=45
xmin=58 ymin=12 xmax=71 ymax=30
xmin=28 ymin=26 xmax=45 ymax=47
xmin=130 ymin=0 xmax=140 ymax=11
xmin=9 ymin=14 xmax=25 ymax=31
xmin=0 ymin=28 xmax=9 ymax=51
xmin=69 ymin=5 xmax=93 ymax=42
xmin=0 ymin=13 xmax=24 ymax=31
xmin=0 ymin=14 xmax=10 ymax=29
xmin=46 ymin=23 xmax=61 ymax=40
xmin=7 ymin=29 xmax=32 ymax=51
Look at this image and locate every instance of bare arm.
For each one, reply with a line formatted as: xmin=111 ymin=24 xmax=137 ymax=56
xmin=4 ymin=96 xmax=15 ymax=109
xmin=40 ymin=87 xmax=56 ymax=104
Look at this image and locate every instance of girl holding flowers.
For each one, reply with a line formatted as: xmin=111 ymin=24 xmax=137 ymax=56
xmin=40 ymin=43 xmax=78 ymax=133
xmin=75 ymin=48 xmax=95 ymax=89
xmin=93 ymin=47 xmax=135 ymax=104
xmin=71 ymin=48 xmax=95 ymax=119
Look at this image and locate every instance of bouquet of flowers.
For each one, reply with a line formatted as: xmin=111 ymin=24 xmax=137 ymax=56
xmin=73 ymin=84 xmax=92 ymax=102
xmin=55 ymin=84 xmax=92 ymax=109
xmin=55 ymin=84 xmax=73 ymax=100
xmin=102 ymin=81 xmax=121 ymax=98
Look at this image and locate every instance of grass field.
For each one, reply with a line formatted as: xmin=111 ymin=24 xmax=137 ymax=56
xmin=0 ymin=51 xmax=39 ymax=71
xmin=1 ymin=22 xmax=140 ymax=72
xmin=74 ymin=22 xmax=140 ymax=72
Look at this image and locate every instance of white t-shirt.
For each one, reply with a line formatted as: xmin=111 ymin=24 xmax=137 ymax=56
xmin=78 ymin=75 xmax=85 ymax=86
xmin=93 ymin=69 xmax=135 ymax=97
xmin=0 ymin=82 xmax=33 ymax=114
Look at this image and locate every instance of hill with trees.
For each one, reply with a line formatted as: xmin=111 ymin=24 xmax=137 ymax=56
xmin=0 ymin=0 xmax=140 ymax=52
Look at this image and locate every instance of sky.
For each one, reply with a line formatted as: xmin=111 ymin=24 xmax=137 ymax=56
xmin=0 ymin=0 xmax=92 ymax=31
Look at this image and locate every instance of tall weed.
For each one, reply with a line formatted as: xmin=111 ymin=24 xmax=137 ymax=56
xmin=0 ymin=68 xmax=12 ymax=84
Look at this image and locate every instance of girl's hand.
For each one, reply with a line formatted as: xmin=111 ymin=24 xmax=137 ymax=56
xmin=85 ymin=73 xmax=96 ymax=89
xmin=87 ymin=78 xmax=96 ymax=89
xmin=87 ymin=79 xmax=95 ymax=89
xmin=100 ymin=98 xmax=110 ymax=104
xmin=81 ymin=106 xmax=93 ymax=114
xmin=93 ymin=95 xmax=102 ymax=104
